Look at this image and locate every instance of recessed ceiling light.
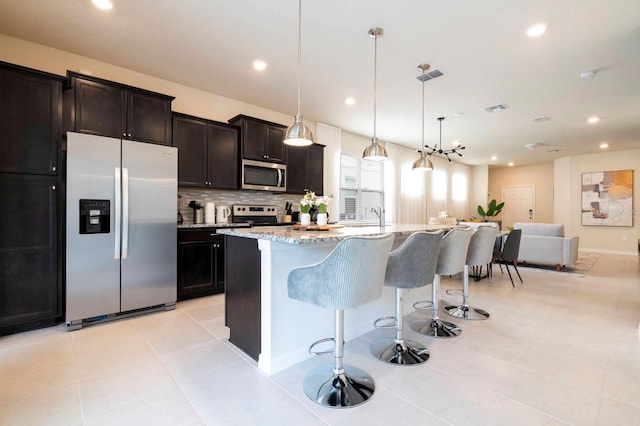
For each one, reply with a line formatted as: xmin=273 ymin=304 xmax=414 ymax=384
xmin=526 ymin=23 xmax=547 ymax=38
xmin=92 ymin=0 xmax=113 ymax=10
xmin=253 ymin=60 xmax=267 ymax=71
xmin=587 ymin=116 xmax=600 ymax=124
xmin=344 ymin=97 xmax=355 ymax=106
xmin=452 ymin=140 xmax=461 ymax=146
xmin=491 ymin=155 xmax=498 ymax=161
xmin=580 ymin=70 xmax=597 ymax=79
xmin=599 ymin=142 xmax=609 ymax=149
xmin=453 ymin=112 xmax=464 ymax=117
xmin=508 ymin=162 xmax=514 ymax=167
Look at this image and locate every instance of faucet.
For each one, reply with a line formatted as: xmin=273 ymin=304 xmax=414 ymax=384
xmin=371 ymin=206 xmax=385 ymax=227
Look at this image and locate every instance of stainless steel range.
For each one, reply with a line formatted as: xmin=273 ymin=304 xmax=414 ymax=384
xmin=231 ymin=204 xmax=286 ymax=226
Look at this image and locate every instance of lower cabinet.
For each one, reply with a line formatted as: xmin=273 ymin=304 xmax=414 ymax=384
xmin=177 ymin=229 xmax=225 ymax=301
xmin=0 ymin=174 xmax=61 ymax=336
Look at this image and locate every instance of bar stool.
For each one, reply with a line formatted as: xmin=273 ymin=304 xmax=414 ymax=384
xmin=287 ymin=234 xmax=394 ymax=408
xmin=444 ymin=226 xmax=498 ymax=320
xmin=370 ymin=231 xmax=444 ymax=365
xmin=410 ymin=228 xmax=472 ymax=338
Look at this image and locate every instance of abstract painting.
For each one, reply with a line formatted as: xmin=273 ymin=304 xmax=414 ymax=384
xmin=581 ymin=170 xmax=633 ymax=227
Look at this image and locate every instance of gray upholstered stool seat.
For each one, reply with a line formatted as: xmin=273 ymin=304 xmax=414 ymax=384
xmin=370 ymin=231 xmax=444 ymax=365
xmin=410 ymin=228 xmax=472 ymax=338
xmin=445 ymin=226 xmax=498 ymax=320
xmin=287 ymin=234 xmax=394 ymax=408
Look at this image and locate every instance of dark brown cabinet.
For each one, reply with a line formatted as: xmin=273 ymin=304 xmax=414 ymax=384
xmin=177 ymin=229 xmax=225 ymax=301
xmin=0 ymin=174 xmax=60 ymax=335
xmin=225 ymin=235 xmax=261 ymax=361
xmin=0 ymin=62 xmax=63 ymax=175
xmin=228 ymin=114 xmax=286 ymax=163
xmin=285 ymin=143 xmax=325 ymax=195
xmin=64 ymin=72 xmax=174 ymax=146
xmin=172 ymin=113 xmax=238 ymax=189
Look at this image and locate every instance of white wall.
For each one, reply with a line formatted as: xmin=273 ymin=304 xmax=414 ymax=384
xmin=556 ymin=148 xmax=640 ymax=253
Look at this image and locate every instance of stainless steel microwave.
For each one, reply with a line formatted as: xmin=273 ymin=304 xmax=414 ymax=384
xmin=241 ymin=159 xmax=286 ymax=192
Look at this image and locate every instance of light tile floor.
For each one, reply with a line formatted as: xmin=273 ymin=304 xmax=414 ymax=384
xmin=1 ymin=253 xmax=639 ymax=425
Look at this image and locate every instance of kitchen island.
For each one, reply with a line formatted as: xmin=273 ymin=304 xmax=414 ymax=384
xmin=217 ymin=224 xmax=457 ymax=375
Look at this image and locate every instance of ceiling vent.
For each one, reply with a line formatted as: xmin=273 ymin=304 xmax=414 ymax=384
xmin=533 ymin=116 xmax=550 ymax=122
xmin=485 ymin=103 xmax=508 ymax=112
xmin=525 ymin=143 xmax=561 ymax=152
xmin=416 ymin=69 xmax=444 ymax=82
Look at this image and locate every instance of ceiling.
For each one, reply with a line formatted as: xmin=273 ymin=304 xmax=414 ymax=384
xmin=1 ymin=0 xmax=639 ymax=167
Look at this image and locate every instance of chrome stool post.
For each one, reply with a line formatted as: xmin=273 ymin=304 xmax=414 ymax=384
xmin=411 ymin=274 xmax=461 ymax=337
xmin=370 ymin=231 xmax=444 ymax=365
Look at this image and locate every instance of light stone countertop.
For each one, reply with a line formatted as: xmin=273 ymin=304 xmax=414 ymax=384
xmin=216 ymin=223 xmax=461 ymax=244
xmin=177 ymin=222 xmax=252 ymax=229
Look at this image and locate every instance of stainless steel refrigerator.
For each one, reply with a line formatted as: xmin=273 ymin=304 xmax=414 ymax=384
xmin=66 ymin=132 xmax=177 ymax=329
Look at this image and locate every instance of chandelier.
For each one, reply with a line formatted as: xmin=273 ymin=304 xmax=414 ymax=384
xmin=423 ymin=117 xmax=465 ymax=162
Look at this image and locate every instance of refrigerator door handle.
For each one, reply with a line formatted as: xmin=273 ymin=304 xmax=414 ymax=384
xmin=114 ymin=167 xmax=121 ymax=259
xmin=122 ymin=167 xmax=130 ymax=259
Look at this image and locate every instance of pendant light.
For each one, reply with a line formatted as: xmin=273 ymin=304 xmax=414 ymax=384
xmin=362 ymin=27 xmax=388 ymax=161
xmin=412 ymin=63 xmax=434 ymax=171
xmin=283 ymin=0 xmax=314 ymax=147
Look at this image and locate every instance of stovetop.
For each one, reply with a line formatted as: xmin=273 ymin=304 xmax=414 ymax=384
xmin=231 ymin=204 xmax=285 ymax=226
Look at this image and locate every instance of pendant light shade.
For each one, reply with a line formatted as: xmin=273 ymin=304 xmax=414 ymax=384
xmin=413 ymin=63 xmax=434 ymax=171
xmin=363 ymin=27 xmax=387 ymax=161
xmin=283 ymin=0 xmax=314 ymax=147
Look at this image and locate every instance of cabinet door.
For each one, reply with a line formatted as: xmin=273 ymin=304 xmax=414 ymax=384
xmin=0 ymin=67 xmax=61 ymax=175
xmin=74 ymin=78 xmax=126 ymax=139
xmin=173 ymin=115 xmax=208 ymax=187
xmin=127 ymin=91 xmax=172 ymax=145
xmin=0 ymin=174 xmax=59 ymax=334
xmin=306 ymin=144 xmax=324 ymax=195
xmin=242 ymin=120 xmax=267 ymax=161
xmin=266 ymin=125 xmax=285 ymax=163
xmin=284 ymin=145 xmax=307 ymax=194
xmin=177 ymin=241 xmax=216 ymax=300
xmin=208 ymin=124 xmax=238 ymax=189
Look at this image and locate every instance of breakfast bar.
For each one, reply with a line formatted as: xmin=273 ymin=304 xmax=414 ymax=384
xmin=217 ymin=224 xmax=455 ymax=375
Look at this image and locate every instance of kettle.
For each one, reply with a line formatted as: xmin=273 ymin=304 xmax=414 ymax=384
xmin=216 ymin=205 xmax=231 ymax=223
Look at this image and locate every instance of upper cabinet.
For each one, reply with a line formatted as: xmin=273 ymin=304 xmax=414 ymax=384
xmin=0 ymin=62 xmax=63 ymax=175
xmin=285 ymin=143 xmax=325 ymax=195
xmin=64 ymin=72 xmax=174 ymax=146
xmin=172 ymin=113 xmax=239 ymax=189
xmin=228 ymin=114 xmax=286 ymax=163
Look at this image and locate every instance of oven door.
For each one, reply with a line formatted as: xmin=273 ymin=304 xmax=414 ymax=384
xmin=241 ymin=160 xmax=286 ymax=192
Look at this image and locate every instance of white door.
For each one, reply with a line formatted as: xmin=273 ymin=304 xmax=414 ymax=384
xmin=502 ymin=185 xmax=535 ymax=229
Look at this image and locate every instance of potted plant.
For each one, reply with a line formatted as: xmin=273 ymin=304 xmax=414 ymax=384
xmin=477 ymin=199 xmax=504 ymax=223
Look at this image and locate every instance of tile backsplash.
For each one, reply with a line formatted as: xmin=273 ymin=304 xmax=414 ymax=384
xmin=178 ymin=188 xmax=302 ymax=224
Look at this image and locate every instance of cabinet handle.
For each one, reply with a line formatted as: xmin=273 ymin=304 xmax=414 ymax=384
xmin=52 ymin=166 xmax=56 ymax=172
xmin=210 ymin=233 xmax=216 ymax=237
xmin=123 ymin=132 xmax=126 ymax=137
xmin=51 ymin=185 xmax=56 ymax=191
xmin=128 ymin=133 xmax=132 ymax=138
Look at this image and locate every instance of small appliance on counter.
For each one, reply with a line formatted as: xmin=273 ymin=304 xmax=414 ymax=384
xmin=216 ymin=205 xmax=231 ymax=223
xmin=188 ymin=200 xmax=203 ymax=224
xmin=204 ymin=202 xmax=216 ymax=224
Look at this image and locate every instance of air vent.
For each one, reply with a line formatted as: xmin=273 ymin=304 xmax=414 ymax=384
xmin=485 ymin=103 xmax=509 ymax=112
xmin=533 ymin=116 xmax=550 ymax=122
xmin=416 ymin=69 xmax=444 ymax=82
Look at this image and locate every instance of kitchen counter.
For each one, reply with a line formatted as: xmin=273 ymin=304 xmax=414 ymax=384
xmin=217 ymin=223 xmax=459 ymax=243
xmin=221 ymin=223 xmax=458 ymax=375
xmin=177 ymin=222 xmax=251 ymax=229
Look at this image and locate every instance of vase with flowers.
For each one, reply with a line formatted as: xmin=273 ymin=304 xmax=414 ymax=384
xmin=299 ymin=191 xmax=316 ymax=226
xmin=315 ymin=194 xmax=333 ymax=226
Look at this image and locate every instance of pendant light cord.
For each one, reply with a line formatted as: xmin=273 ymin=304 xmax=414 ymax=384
xmin=296 ymin=0 xmax=302 ymax=116
xmin=372 ymin=31 xmax=378 ymax=143
xmin=421 ymin=69 xmax=425 ymax=155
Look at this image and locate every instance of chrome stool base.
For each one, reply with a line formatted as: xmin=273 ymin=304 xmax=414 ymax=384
xmin=410 ymin=318 xmax=462 ymax=338
xmin=303 ymin=365 xmax=375 ymax=408
xmin=444 ymin=304 xmax=490 ymax=320
xmin=370 ymin=337 xmax=430 ymax=365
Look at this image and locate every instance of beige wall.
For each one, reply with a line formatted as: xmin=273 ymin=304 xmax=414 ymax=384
xmin=488 ymin=162 xmax=555 ymax=224
xmin=556 ymin=148 xmax=640 ymax=253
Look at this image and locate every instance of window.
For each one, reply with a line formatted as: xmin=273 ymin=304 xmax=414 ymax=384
xmin=339 ymin=153 xmax=384 ymax=223
xmin=452 ymin=173 xmax=467 ymax=201
xmin=432 ymin=169 xmax=447 ymax=200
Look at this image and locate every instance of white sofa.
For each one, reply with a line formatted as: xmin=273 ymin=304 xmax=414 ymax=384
xmin=513 ymin=223 xmax=579 ymax=271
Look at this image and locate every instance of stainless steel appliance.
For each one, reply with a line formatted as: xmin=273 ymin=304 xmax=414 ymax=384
xmin=231 ymin=204 xmax=286 ymax=226
xmin=66 ymin=132 xmax=177 ymax=330
xmin=241 ymin=159 xmax=286 ymax=192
